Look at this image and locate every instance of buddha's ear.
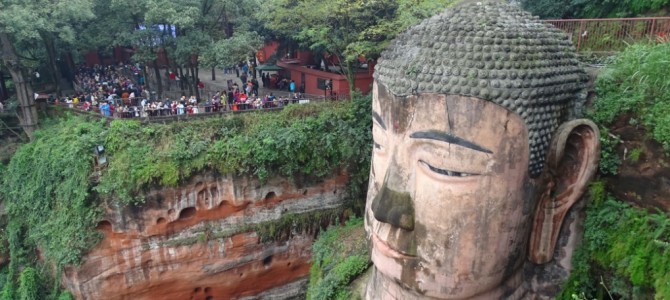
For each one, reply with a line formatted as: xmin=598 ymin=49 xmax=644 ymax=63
xmin=528 ymin=119 xmax=600 ymax=264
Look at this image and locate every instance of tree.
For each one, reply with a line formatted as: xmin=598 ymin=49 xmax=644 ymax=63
xmin=259 ymin=0 xmax=457 ymax=94
xmin=0 ymin=0 xmax=95 ymax=139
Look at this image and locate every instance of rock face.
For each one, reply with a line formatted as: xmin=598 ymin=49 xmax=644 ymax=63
xmin=62 ymin=171 xmax=348 ymax=299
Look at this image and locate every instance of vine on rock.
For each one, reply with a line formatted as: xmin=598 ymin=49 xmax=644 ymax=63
xmin=0 ymin=96 xmax=373 ymax=299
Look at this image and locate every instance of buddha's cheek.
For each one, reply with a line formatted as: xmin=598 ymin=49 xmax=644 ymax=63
xmin=413 ymin=191 xmax=481 ymax=277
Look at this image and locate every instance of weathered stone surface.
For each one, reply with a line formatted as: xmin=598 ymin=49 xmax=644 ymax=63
xmin=63 ymin=172 xmax=348 ymax=299
xmin=365 ymin=1 xmax=601 ymax=299
xmin=374 ymin=0 xmax=588 ymax=177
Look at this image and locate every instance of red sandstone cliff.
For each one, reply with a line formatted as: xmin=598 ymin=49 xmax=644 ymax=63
xmin=63 ymin=172 xmax=348 ymax=300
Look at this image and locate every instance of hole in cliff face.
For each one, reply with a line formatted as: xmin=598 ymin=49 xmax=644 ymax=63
xmin=263 ymin=255 xmax=273 ymax=266
xmin=239 ymin=272 xmax=244 ymax=277
xmin=96 ymin=220 xmax=112 ymax=231
xmin=156 ymin=217 xmax=166 ymax=225
xmin=194 ymin=287 xmax=201 ymax=293
xmin=205 ymin=297 xmax=213 ymax=300
xmin=264 ymin=191 xmax=276 ymax=201
xmin=333 ymin=189 xmax=337 ymax=194
xmin=303 ymin=189 xmax=308 ymax=196
xmin=204 ymin=287 xmax=211 ymax=293
xmin=168 ymin=208 xmax=175 ymax=215
xmin=210 ymin=187 xmax=218 ymax=200
xmin=198 ymin=189 xmax=207 ymax=202
xmin=178 ymin=207 xmax=197 ymax=220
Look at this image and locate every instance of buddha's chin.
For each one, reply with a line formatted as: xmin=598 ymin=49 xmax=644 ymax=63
xmin=371 ymin=233 xmax=517 ymax=299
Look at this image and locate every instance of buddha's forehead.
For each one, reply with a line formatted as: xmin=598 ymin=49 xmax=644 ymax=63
xmin=373 ymin=1 xmax=587 ymax=177
xmin=373 ymin=82 xmax=527 ymax=154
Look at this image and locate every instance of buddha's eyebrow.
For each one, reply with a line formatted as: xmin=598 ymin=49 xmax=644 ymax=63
xmin=372 ymin=111 xmax=386 ymax=130
xmin=410 ymin=130 xmax=493 ymax=154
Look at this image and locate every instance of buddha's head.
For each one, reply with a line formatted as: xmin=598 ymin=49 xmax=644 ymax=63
xmin=365 ymin=2 xmax=600 ymax=299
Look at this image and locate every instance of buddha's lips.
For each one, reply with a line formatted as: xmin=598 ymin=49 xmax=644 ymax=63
xmin=372 ymin=233 xmax=416 ymax=259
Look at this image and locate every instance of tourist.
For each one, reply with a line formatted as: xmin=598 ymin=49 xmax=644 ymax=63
xmin=204 ymin=99 xmax=211 ymax=113
xmin=100 ymin=102 xmax=110 ymax=117
xmin=177 ymin=102 xmax=185 ymax=115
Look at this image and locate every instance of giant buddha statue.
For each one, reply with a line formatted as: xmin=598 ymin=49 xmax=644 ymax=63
xmin=364 ymin=1 xmax=600 ymax=299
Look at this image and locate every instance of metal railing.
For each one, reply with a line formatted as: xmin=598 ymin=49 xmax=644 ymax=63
xmin=545 ymin=17 xmax=670 ymax=53
xmin=47 ymin=96 xmax=346 ymax=123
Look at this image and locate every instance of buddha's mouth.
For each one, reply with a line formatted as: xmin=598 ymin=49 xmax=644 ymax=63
xmin=372 ymin=233 xmax=416 ymax=259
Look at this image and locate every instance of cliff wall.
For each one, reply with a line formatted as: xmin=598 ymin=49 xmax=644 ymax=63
xmin=63 ymin=171 xmax=348 ymax=299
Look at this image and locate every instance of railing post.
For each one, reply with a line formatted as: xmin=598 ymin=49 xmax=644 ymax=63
xmin=650 ymin=18 xmax=657 ymax=41
xmin=576 ymin=20 xmax=586 ymax=52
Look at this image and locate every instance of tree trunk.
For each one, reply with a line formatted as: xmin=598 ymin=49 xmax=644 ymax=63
xmin=153 ymin=60 xmax=163 ymax=100
xmin=0 ymin=32 xmax=38 ymax=140
xmin=178 ymin=66 xmax=186 ymax=92
xmin=193 ymin=65 xmax=200 ymax=100
xmin=65 ymin=52 xmax=76 ymax=82
xmin=345 ymin=60 xmax=356 ymax=97
xmin=41 ymin=32 xmax=61 ymax=96
xmin=0 ymin=70 xmax=8 ymax=101
xmin=211 ymin=66 xmax=215 ymax=81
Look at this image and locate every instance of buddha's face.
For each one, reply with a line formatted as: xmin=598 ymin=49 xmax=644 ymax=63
xmin=365 ymin=82 xmax=538 ymax=299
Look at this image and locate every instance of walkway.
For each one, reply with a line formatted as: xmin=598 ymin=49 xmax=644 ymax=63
xmin=144 ymin=67 xmax=312 ymax=101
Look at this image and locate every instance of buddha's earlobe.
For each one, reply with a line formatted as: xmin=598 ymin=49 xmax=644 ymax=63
xmin=528 ymin=119 xmax=600 ymax=264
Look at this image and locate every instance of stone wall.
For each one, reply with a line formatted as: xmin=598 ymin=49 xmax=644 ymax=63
xmin=63 ymin=171 xmax=348 ymax=299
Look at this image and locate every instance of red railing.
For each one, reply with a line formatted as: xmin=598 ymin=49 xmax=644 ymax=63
xmin=545 ymin=17 xmax=670 ymax=52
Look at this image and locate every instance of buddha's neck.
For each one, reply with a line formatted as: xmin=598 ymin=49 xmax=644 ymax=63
xmin=365 ymin=266 xmax=527 ymax=300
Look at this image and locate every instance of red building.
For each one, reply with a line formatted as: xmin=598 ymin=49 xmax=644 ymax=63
xmin=259 ymin=42 xmax=374 ymax=97
xmin=84 ymin=47 xmax=136 ymax=66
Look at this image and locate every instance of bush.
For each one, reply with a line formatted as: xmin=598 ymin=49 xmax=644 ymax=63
xmin=559 ymin=196 xmax=670 ymax=299
xmin=0 ymin=98 xmax=373 ymax=297
xmin=307 ymin=217 xmax=370 ymax=300
xmin=590 ymin=43 xmax=670 ymax=150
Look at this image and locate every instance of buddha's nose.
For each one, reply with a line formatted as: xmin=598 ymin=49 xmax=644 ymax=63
xmin=370 ymin=161 xmax=414 ymax=231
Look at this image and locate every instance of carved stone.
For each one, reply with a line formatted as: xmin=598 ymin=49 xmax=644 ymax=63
xmin=365 ymin=1 xmax=600 ymax=299
xmin=62 ymin=172 xmax=348 ymax=299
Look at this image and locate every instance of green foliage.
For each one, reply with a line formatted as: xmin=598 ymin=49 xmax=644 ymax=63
xmin=259 ymin=0 xmax=456 ymax=92
xmin=307 ymin=217 xmax=370 ymax=300
xmin=1 ymin=116 xmax=104 ymax=282
xmin=17 ymin=268 xmax=40 ymax=300
xmin=597 ymin=128 xmax=621 ymax=175
xmin=589 ymin=180 xmax=607 ymax=206
xmin=590 ymin=43 xmax=670 ymax=150
xmin=559 ymin=196 xmax=670 ymax=299
xmin=255 ymin=208 xmax=344 ymax=243
xmin=1 ymin=98 xmax=373 ymax=296
xmin=56 ymin=292 xmax=74 ymax=300
xmin=98 ymin=97 xmax=372 ymax=207
xmin=628 ymin=147 xmax=643 ymax=163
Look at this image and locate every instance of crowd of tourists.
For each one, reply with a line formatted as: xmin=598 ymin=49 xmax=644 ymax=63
xmin=56 ymin=63 xmax=148 ymax=117
xmin=54 ymin=62 xmax=308 ymax=119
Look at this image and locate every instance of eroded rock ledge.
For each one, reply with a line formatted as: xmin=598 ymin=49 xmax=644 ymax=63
xmin=63 ymin=171 xmax=348 ymax=299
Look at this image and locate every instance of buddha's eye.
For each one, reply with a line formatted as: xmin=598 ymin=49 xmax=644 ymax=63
xmin=419 ymin=160 xmax=478 ymax=177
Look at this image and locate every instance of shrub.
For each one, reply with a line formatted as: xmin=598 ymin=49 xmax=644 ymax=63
xmin=0 ymin=98 xmax=373 ymax=298
xmin=307 ymin=217 xmax=370 ymax=300
xmin=590 ymin=43 xmax=670 ymax=150
xmin=559 ymin=196 xmax=670 ymax=299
